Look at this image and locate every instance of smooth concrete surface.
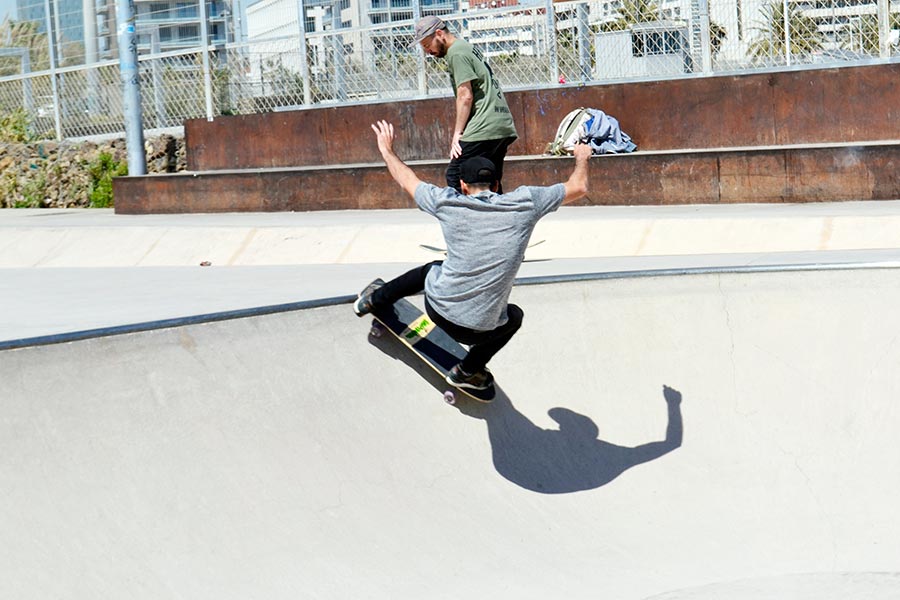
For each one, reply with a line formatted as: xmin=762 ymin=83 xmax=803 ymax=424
xmin=4 ymin=201 xmax=900 ymax=267
xmin=2 ymin=269 xmax=900 ymax=599
xmin=4 ymin=250 xmax=900 ymax=344
xmin=3 ymin=201 xmax=900 ymax=343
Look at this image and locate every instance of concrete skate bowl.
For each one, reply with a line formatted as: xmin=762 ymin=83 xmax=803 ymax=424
xmin=2 ymin=267 xmax=899 ymax=599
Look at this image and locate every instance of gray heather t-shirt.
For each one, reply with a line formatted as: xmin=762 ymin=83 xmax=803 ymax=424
xmin=414 ymin=182 xmax=566 ymax=331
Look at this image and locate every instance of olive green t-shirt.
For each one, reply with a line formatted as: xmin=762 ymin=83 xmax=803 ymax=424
xmin=446 ymin=39 xmax=518 ymax=142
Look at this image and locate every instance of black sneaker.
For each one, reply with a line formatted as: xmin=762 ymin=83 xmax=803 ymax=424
xmin=353 ymin=278 xmax=384 ymax=316
xmin=446 ymin=364 xmax=494 ymax=390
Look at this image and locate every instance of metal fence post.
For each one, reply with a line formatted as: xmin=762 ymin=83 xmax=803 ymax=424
xmin=782 ymin=0 xmax=792 ymax=66
xmin=331 ymin=0 xmax=346 ymax=101
xmin=697 ymin=0 xmax=712 ymax=73
xmin=43 ymin=0 xmax=63 ymax=140
xmin=545 ymin=0 xmax=559 ymax=85
xmin=233 ymin=0 xmax=243 ymax=45
xmin=296 ymin=0 xmax=312 ymax=105
xmin=412 ymin=0 xmax=426 ymax=96
xmin=83 ymin=0 xmax=100 ymax=115
xmin=116 ymin=0 xmax=147 ymax=175
xmin=877 ymin=0 xmax=890 ymax=58
xmin=576 ymin=2 xmax=591 ymax=82
xmin=198 ymin=0 xmax=215 ymax=120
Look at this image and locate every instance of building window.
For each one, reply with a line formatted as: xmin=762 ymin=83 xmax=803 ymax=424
xmin=176 ymin=2 xmax=198 ymax=18
xmin=305 ymin=16 xmax=316 ymax=32
xmin=178 ymin=24 xmax=200 ymax=41
xmin=632 ymin=30 xmax=684 ymax=57
xmin=149 ymin=2 xmax=170 ymax=19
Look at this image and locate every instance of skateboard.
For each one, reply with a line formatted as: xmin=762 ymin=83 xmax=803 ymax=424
xmin=367 ymin=288 xmax=495 ymax=404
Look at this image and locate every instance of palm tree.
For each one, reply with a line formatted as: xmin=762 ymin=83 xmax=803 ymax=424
xmin=0 ymin=19 xmax=51 ymax=76
xmin=850 ymin=12 xmax=900 ymax=56
xmin=748 ymin=1 xmax=824 ymax=62
xmin=600 ymin=0 xmax=661 ymax=32
xmin=710 ymin=21 xmax=727 ymax=55
xmin=600 ymin=1 xmax=727 ymax=58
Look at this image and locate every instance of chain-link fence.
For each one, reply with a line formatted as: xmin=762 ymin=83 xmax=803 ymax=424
xmin=1 ymin=0 xmax=898 ymax=140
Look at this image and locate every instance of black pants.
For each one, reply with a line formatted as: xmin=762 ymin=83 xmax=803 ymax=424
xmin=446 ymin=136 xmax=517 ymax=194
xmin=371 ymin=261 xmax=523 ymax=373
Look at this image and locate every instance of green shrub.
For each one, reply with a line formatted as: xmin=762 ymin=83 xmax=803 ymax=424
xmin=88 ymin=152 xmax=128 ymax=208
xmin=0 ymin=109 xmax=34 ymax=143
xmin=19 ymin=170 xmax=47 ymax=207
xmin=0 ymin=171 xmax=19 ymax=207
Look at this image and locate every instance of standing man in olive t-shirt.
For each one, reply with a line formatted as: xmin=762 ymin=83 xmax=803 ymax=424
xmin=413 ymin=15 xmax=518 ymax=193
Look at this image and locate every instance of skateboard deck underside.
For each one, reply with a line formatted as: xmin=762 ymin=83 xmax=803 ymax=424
xmin=370 ymin=297 xmax=495 ymax=402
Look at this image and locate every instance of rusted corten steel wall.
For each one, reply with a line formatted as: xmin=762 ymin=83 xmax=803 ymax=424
xmin=115 ymin=144 xmax=900 ymax=214
xmin=185 ymin=63 xmax=900 ymax=171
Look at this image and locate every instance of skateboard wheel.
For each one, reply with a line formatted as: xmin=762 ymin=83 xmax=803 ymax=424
xmin=443 ymin=390 xmax=456 ymax=405
xmin=370 ymin=320 xmax=385 ymax=337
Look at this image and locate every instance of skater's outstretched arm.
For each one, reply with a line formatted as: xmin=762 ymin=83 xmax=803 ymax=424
xmin=562 ymin=143 xmax=591 ymax=205
xmin=371 ymin=120 xmax=422 ymax=199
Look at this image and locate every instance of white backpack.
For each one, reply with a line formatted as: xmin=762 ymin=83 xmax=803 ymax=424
xmin=545 ymin=107 xmax=592 ymax=155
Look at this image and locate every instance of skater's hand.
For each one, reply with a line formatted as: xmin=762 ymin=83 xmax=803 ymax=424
xmin=562 ymin=143 xmax=591 ymax=205
xmin=572 ymin=142 xmax=592 ymax=161
xmin=372 ymin=120 xmax=423 ymax=200
xmin=663 ymin=385 xmax=682 ymax=406
xmin=371 ymin=120 xmax=396 ymax=157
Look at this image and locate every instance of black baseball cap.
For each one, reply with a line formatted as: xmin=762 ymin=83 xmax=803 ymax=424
xmin=460 ymin=156 xmax=497 ymax=185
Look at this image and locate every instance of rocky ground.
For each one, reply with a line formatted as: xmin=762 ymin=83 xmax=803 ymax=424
xmin=0 ymin=134 xmax=186 ymax=208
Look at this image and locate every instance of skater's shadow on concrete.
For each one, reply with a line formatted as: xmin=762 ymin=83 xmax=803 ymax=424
xmin=369 ymin=330 xmax=683 ymax=494
xmin=457 ymin=386 xmax=682 ymax=493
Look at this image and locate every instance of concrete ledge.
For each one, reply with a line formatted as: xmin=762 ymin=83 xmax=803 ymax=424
xmin=114 ymin=143 xmax=900 ymax=214
xmin=7 ymin=203 xmax=900 ymax=268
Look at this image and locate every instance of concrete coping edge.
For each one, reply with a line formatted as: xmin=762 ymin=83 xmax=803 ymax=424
xmin=2 ymin=260 xmax=898 ymax=351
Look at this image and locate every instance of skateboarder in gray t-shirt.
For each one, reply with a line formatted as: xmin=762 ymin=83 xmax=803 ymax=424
xmin=354 ymin=120 xmax=592 ymax=391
